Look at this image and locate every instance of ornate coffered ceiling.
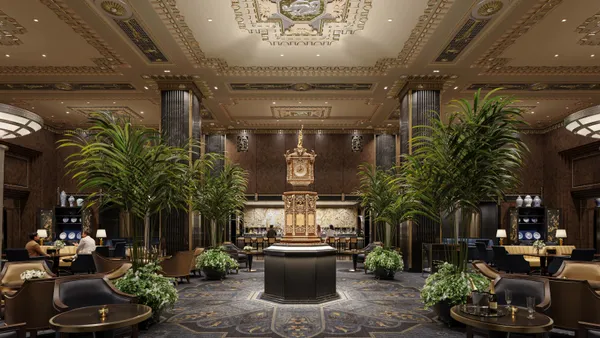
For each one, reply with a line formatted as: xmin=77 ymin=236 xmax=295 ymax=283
xmin=0 ymin=0 xmax=600 ymax=132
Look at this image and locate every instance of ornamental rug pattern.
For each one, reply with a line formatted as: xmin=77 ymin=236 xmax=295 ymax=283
xmin=141 ymin=262 xmax=464 ymax=338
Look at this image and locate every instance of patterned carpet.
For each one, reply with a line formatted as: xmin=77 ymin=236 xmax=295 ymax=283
xmin=141 ymin=261 xmax=464 ymax=338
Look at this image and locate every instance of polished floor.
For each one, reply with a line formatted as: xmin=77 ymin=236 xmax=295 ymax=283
xmin=141 ymin=261 xmax=463 ymax=338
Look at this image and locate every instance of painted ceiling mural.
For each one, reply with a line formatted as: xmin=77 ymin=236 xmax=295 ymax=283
xmin=231 ymin=0 xmax=373 ymax=45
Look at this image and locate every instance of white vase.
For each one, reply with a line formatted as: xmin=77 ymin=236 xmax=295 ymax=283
xmin=76 ymin=198 xmax=84 ymax=207
xmin=533 ymin=196 xmax=542 ymax=207
xmin=60 ymin=191 xmax=67 ymax=207
xmin=524 ymin=195 xmax=533 ymax=207
xmin=68 ymin=195 xmax=75 ymax=207
xmin=516 ymin=196 xmax=523 ymax=207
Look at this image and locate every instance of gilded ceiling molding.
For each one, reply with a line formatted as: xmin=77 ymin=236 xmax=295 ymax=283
xmin=229 ymin=83 xmax=373 ymax=91
xmin=150 ymin=0 xmax=452 ymax=76
xmin=240 ymin=120 xmax=365 ymax=128
xmin=387 ymin=74 xmax=458 ymax=99
xmin=69 ymin=106 xmax=144 ymax=120
xmin=271 ymin=106 xmax=332 ymax=119
xmin=519 ymin=121 xmax=564 ymax=134
xmin=205 ymin=128 xmax=381 ymax=135
xmin=0 ymin=0 xmax=127 ymax=75
xmin=0 ymin=83 xmax=136 ymax=91
xmin=231 ymin=0 xmax=373 ymax=46
xmin=141 ymin=74 xmax=214 ymax=98
xmin=575 ymin=10 xmax=600 ymax=46
xmin=467 ymin=83 xmax=600 ymax=91
xmin=0 ymin=10 xmax=26 ymax=46
xmin=472 ymin=0 xmax=600 ymax=75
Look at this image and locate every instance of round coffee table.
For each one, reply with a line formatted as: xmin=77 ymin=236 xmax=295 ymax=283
xmin=450 ymin=305 xmax=553 ymax=338
xmin=49 ymin=303 xmax=152 ymax=338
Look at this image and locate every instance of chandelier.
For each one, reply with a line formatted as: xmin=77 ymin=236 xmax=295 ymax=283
xmin=564 ymin=105 xmax=600 ymax=138
xmin=0 ymin=104 xmax=44 ymax=139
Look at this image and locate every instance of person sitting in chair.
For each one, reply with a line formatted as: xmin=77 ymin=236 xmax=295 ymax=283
xmin=266 ymin=225 xmax=277 ymax=238
xmin=25 ymin=232 xmax=50 ymax=258
xmin=74 ymin=230 xmax=96 ymax=255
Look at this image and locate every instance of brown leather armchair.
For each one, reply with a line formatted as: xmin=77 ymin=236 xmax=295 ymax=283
xmin=548 ymin=278 xmax=600 ymax=332
xmin=92 ymin=251 xmax=128 ymax=273
xmin=0 ymin=261 xmax=55 ymax=291
xmin=53 ymin=275 xmax=136 ymax=312
xmin=104 ymin=263 xmax=132 ymax=281
xmin=579 ymin=322 xmax=600 ymax=338
xmin=471 ymin=260 xmax=500 ymax=280
xmin=493 ymin=275 xmax=551 ymax=313
xmin=159 ymin=250 xmax=195 ymax=283
xmin=554 ymin=261 xmax=600 ymax=289
xmin=4 ymin=278 xmax=56 ymax=337
xmin=190 ymin=247 xmax=205 ymax=276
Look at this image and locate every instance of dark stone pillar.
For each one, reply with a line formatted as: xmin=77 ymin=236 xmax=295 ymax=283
xmin=375 ymin=134 xmax=396 ymax=171
xmin=160 ymin=84 xmax=202 ymax=254
xmin=398 ymin=85 xmax=441 ymax=272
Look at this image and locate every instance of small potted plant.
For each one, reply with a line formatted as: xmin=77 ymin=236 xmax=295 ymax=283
xmin=532 ymin=240 xmax=546 ymax=254
xmin=20 ymin=269 xmax=48 ymax=281
xmin=364 ymin=246 xmax=404 ymax=279
xmin=243 ymin=246 xmax=253 ymax=252
xmin=53 ymin=239 xmax=66 ymax=252
xmin=196 ymin=248 xmax=239 ymax=280
xmin=421 ymin=262 xmax=489 ymax=325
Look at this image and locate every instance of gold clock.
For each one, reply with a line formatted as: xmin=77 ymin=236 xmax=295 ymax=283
xmin=294 ymin=161 xmax=308 ymax=177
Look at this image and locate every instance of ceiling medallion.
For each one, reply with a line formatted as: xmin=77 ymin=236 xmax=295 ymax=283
xmin=565 ymin=105 xmax=600 ymax=138
xmin=471 ymin=0 xmax=505 ymax=20
xmin=232 ymin=0 xmax=372 ymax=46
xmin=94 ymin=0 xmax=133 ymax=20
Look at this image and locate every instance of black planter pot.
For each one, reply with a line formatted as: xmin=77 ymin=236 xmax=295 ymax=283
xmin=374 ymin=268 xmax=396 ymax=280
xmin=434 ymin=300 xmax=462 ymax=327
xmin=203 ymin=267 xmax=226 ymax=280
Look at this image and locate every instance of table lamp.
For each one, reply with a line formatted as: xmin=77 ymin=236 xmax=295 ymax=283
xmin=96 ymin=229 xmax=107 ymax=246
xmin=37 ymin=229 xmax=48 ymax=246
xmin=496 ymin=229 xmax=507 ymax=246
xmin=555 ymin=229 xmax=567 ymax=246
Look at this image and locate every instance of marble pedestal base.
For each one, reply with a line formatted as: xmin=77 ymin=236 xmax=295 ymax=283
xmin=261 ymin=244 xmax=338 ymax=304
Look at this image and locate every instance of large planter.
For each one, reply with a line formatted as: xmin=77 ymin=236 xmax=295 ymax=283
xmin=434 ymin=300 xmax=461 ymax=327
xmin=374 ymin=268 xmax=396 ymax=280
xmin=140 ymin=309 xmax=161 ymax=330
xmin=202 ymin=267 xmax=226 ymax=280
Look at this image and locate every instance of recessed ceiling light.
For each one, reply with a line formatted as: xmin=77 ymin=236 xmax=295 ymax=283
xmin=33 ymin=19 xmax=39 ymax=22
xmin=51 ymin=115 xmax=54 ymax=118
xmin=554 ymin=54 xmax=559 ymax=57
xmin=86 ymin=101 xmax=90 ymax=104
xmin=31 ymin=107 xmax=34 ymax=109
xmin=384 ymin=86 xmax=388 ymax=90
xmin=42 ymin=54 xmax=46 ymax=57
xmin=433 ymin=69 xmax=440 ymax=73
xmin=113 ymin=101 xmax=116 ymax=104
xmin=566 ymin=107 xmax=569 ymax=109
xmin=592 ymin=54 xmax=596 ymax=57
xmin=207 ymin=18 xmax=213 ymax=22
xmin=531 ymin=111 xmax=535 ymax=114
xmin=214 ymin=86 xmax=218 ymax=90
xmin=316 ymin=54 xmax=320 ymax=56
xmin=66 ymin=111 xmax=70 ymax=114
xmin=561 ymin=19 xmax=567 ymax=22
xmin=546 ymin=115 xmax=550 ymax=118
xmin=140 ymin=111 xmax=144 ymax=114
xmin=325 ymin=102 xmax=328 ymax=104
xmin=4 ymin=54 xmax=9 ymax=57
xmin=60 ymin=101 xmax=64 ymax=104
xmin=280 ymin=54 xmax=284 ymax=57
xmin=387 ymin=18 xmax=393 ymax=22
xmin=164 ymin=70 xmax=171 ymax=73
xmin=321 ymin=120 xmax=324 ymax=122
xmin=276 ymin=120 xmax=279 ymax=122
xmin=144 ymin=86 xmax=149 ymax=90
xmin=536 ymin=101 xmax=540 ymax=104
xmin=298 ymin=101 xmax=302 ymax=104
xmin=387 ymin=123 xmax=392 ymax=126
xmin=272 ymin=101 xmax=276 ymax=104
xmin=454 ymin=86 xmax=459 ymax=90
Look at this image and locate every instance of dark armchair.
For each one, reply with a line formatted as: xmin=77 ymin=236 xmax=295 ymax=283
xmin=53 ymin=275 xmax=136 ymax=312
xmin=0 ymin=323 xmax=26 ymax=338
xmin=548 ymin=278 xmax=600 ymax=332
xmin=5 ymin=250 xmax=29 ymax=263
xmin=571 ymin=249 xmax=596 ymax=261
xmin=475 ymin=242 xmax=492 ymax=264
xmin=69 ymin=254 xmax=96 ymax=274
xmin=358 ymin=242 xmax=383 ymax=273
xmin=493 ymin=275 xmax=551 ymax=313
xmin=579 ymin=322 xmax=600 ymax=338
xmin=92 ymin=251 xmax=127 ymax=273
xmin=159 ymin=250 xmax=195 ymax=283
xmin=221 ymin=243 xmax=248 ymax=269
xmin=4 ymin=278 xmax=55 ymax=337
xmin=492 ymin=246 xmax=530 ymax=274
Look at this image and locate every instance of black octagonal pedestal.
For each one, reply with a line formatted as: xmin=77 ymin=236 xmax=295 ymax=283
xmin=261 ymin=244 xmax=339 ymax=304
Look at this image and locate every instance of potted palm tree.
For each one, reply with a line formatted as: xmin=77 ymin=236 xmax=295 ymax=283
xmin=406 ymin=89 xmax=528 ymax=324
xmin=190 ymin=154 xmax=248 ymax=248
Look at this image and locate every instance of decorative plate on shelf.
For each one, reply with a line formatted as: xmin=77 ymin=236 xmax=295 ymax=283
xmin=523 ymin=218 xmax=530 ymax=223
xmin=59 ymin=232 xmax=67 ymax=240
xmin=76 ymin=232 xmax=81 ymax=240
xmin=62 ymin=218 xmax=69 ymax=223
xmin=518 ymin=232 xmax=524 ymax=240
xmin=68 ymin=232 xmax=76 ymax=240
xmin=525 ymin=232 xmax=533 ymax=240
xmin=532 ymin=218 xmax=538 ymax=223
xmin=533 ymin=232 xmax=541 ymax=240
xmin=70 ymin=218 xmax=78 ymax=223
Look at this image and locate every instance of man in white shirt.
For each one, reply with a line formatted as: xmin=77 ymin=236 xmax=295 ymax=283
xmin=75 ymin=230 xmax=96 ymax=255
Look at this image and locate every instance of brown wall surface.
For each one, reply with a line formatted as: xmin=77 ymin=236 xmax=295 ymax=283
xmin=225 ymin=133 xmax=375 ymax=195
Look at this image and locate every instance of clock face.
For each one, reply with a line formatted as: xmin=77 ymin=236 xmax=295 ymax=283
xmin=294 ymin=161 xmax=308 ymax=177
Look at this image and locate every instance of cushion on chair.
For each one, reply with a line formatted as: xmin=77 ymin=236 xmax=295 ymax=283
xmin=555 ymin=261 xmax=600 ymax=282
xmin=58 ymin=278 xmax=132 ymax=309
xmin=494 ymin=276 xmax=549 ymax=310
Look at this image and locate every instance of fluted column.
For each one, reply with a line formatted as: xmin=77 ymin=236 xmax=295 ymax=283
xmin=160 ymin=84 xmax=202 ymax=254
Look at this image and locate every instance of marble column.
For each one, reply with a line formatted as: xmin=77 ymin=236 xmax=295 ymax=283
xmin=160 ymin=83 xmax=202 ymax=253
xmin=398 ymin=84 xmax=442 ymax=272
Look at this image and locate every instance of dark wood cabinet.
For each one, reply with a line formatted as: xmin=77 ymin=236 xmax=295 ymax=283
xmin=508 ymin=207 xmax=561 ymax=244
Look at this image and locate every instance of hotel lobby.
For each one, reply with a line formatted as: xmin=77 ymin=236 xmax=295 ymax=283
xmin=1 ymin=0 xmax=600 ymax=337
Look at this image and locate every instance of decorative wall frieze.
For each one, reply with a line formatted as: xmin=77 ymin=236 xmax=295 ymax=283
xmin=0 ymin=10 xmax=26 ymax=46
xmin=271 ymin=106 xmax=332 ymax=119
xmin=231 ymin=0 xmax=373 ymax=46
xmin=575 ymin=10 xmax=600 ymax=45
xmin=0 ymin=0 xmax=127 ymax=75
xmin=519 ymin=121 xmax=564 ymax=134
xmin=141 ymin=74 xmax=214 ymax=99
xmin=0 ymin=83 xmax=136 ymax=91
xmin=150 ymin=0 xmax=453 ymax=76
xmin=69 ymin=106 xmax=144 ymax=119
xmin=215 ymin=128 xmax=377 ymax=135
xmin=467 ymin=83 xmax=600 ymax=91
xmin=386 ymin=74 xmax=458 ymax=99
xmin=229 ymin=83 xmax=373 ymax=91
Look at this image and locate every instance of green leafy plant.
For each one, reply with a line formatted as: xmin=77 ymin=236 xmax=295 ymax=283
xmin=420 ymin=262 xmax=489 ymax=308
xmin=53 ymin=240 xmax=65 ymax=250
xmin=190 ymin=154 xmax=248 ymax=248
xmin=58 ymin=112 xmax=190 ymax=269
xmin=196 ymin=248 xmax=239 ymax=273
xmin=364 ymin=246 xmax=404 ymax=272
xmin=114 ymin=262 xmax=178 ymax=313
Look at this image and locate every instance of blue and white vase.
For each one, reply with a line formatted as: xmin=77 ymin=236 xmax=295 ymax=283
xmin=533 ymin=196 xmax=542 ymax=207
xmin=524 ymin=195 xmax=533 ymax=207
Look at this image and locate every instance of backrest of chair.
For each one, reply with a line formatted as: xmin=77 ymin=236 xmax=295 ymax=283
xmin=494 ymin=275 xmax=550 ymax=308
xmin=546 ymin=278 xmax=587 ymax=330
xmin=475 ymin=242 xmax=487 ymax=254
xmin=0 ymin=261 xmax=54 ymax=286
xmin=113 ymin=242 xmax=126 ymax=258
xmin=95 ymin=246 xmax=110 ymax=257
xmin=105 ymin=263 xmax=132 ymax=281
xmin=492 ymin=246 xmax=507 ymax=258
xmin=555 ymin=261 xmax=600 ymax=281
xmin=161 ymin=250 xmax=194 ymax=275
xmin=4 ymin=278 xmax=56 ymax=330
xmin=70 ymin=254 xmax=95 ymax=273
xmin=56 ymin=276 xmax=133 ymax=310
xmin=268 ymin=237 xmax=276 ymax=244
xmin=571 ymin=249 xmax=596 ymax=261
xmin=92 ymin=251 xmax=125 ymax=273
xmin=6 ymin=249 xmax=30 ymax=262
xmin=471 ymin=260 xmax=499 ymax=280
xmin=244 ymin=237 xmax=251 ymax=244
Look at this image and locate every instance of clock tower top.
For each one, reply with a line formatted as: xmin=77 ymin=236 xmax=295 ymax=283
xmin=285 ymin=127 xmax=316 ymax=187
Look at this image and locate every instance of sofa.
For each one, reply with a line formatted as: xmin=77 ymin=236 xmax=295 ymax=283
xmin=502 ymin=245 xmax=575 ymax=268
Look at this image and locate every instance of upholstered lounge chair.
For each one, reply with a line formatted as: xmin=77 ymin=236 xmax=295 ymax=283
xmin=0 ymin=261 xmax=55 ymax=291
xmin=471 ymin=260 xmax=500 ymax=280
xmin=358 ymin=242 xmax=383 ymax=273
xmin=104 ymin=263 xmax=132 ymax=281
xmin=548 ymin=278 xmax=600 ymax=332
xmin=53 ymin=275 xmax=136 ymax=312
xmin=554 ymin=261 xmax=600 ymax=289
xmin=92 ymin=251 xmax=127 ymax=273
xmin=493 ymin=275 xmax=551 ymax=313
xmin=4 ymin=278 xmax=56 ymax=337
xmin=159 ymin=250 xmax=195 ymax=283
xmin=0 ymin=323 xmax=25 ymax=338
xmin=221 ymin=243 xmax=248 ymax=269
xmin=190 ymin=247 xmax=205 ymax=276
xmin=580 ymin=322 xmax=600 ymax=338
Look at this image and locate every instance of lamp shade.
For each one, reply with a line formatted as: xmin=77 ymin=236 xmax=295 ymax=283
xmin=96 ymin=229 xmax=107 ymax=238
xmin=0 ymin=104 xmax=43 ymax=139
xmin=495 ymin=229 xmax=507 ymax=238
xmin=37 ymin=229 xmax=48 ymax=238
xmin=555 ymin=229 xmax=567 ymax=238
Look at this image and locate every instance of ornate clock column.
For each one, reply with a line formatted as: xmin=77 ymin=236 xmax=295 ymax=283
xmin=282 ymin=128 xmax=320 ymax=244
xmin=262 ymin=127 xmax=338 ymax=304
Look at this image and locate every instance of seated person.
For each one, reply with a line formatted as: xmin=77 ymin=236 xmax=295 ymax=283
xmin=71 ymin=230 xmax=96 ymax=260
xmin=25 ymin=232 xmax=50 ymax=258
xmin=266 ymin=225 xmax=277 ymax=238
